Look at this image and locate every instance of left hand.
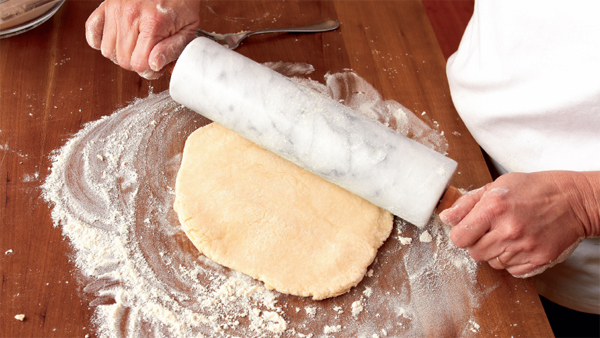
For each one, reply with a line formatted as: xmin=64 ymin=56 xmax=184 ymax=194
xmin=439 ymin=171 xmax=598 ymax=277
xmin=85 ymin=0 xmax=200 ymax=79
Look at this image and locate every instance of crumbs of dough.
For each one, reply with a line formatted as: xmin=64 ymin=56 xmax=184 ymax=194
xmin=351 ymin=301 xmax=363 ymax=317
xmin=305 ymin=306 xmax=317 ymax=317
xmin=14 ymin=314 xmax=25 ymax=321
xmin=324 ymin=325 xmax=342 ymax=333
xmin=249 ymin=309 xmax=287 ymax=333
xmin=419 ymin=230 xmax=433 ymax=243
xmin=398 ymin=236 xmax=412 ymax=245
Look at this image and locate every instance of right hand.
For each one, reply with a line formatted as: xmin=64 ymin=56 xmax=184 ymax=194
xmin=439 ymin=171 xmax=599 ymax=278
xmin=85 ymin=0 xmax=201 ymax=79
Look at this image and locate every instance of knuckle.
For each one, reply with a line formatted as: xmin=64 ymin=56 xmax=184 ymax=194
xmin=116 ymin=56 xmax=131 ymax=70
xmin=130 ymin=61 xmax=146 ymax=73
xmin=104 ymin=1 xmax=120 ymax=18
xmin=85 ymin=17 xmax=96 ymax=32
xmin=484 ymin=195 xmax=509 ymax=218
xmin=101 ymin=46 xmax=112 ymax=59
xmin=449 ymin=228 xmax=466 ymax=248
xmin=120 ymin=3 xmax=140 ymax=24
xmin=521 ymin=238 xmax=538 ymax=253
xmin=88 ymin=34 xmax=102 ymax=50
xmin=467 ymin=247 xmax=484 ymax=262
xmin=139 ymin=15 xmax=168 ymax=35
xmin=502 ymin=222 xmax=525 ymax=241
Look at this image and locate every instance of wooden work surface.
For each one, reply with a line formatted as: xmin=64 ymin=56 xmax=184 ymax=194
xmin=0 ymin=1 xmax=553 ymax=337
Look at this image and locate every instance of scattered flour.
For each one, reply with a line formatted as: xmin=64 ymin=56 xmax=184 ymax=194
xmin=41 ymin=66 xmax=483 ymax=338
xmin=5 ymin=249 xmax=13 ymax=254
xmin=156 ymin=4 xmax=168 ymax=13
xmin=250 ymin=309 xmax=287 ymax=333
xmin=14 ymin=314 xmax=25 ymax=321
xmin=468 ymin=318 xmax=481 ymax=333
xmin=42 ymin=92 xmax=291 ymax=338
xmin=156 ymin=3 xmax=177 ymax=22
xmin=22 ymin=172 xmax=39 ymax=182
xmin=489 ymin=187 xmax=510 ymax=196
xmin=263 ymin=62 xmax=315 ymax=76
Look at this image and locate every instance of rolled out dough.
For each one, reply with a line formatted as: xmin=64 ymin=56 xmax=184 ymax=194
xmin=174 ymin=123 xmax=393 ymax=300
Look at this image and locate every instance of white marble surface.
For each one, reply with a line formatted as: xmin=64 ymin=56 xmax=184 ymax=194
xmin=170 ymin=37 xmax=457 ymax=227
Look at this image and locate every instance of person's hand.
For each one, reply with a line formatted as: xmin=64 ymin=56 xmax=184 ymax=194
xmin=439 ymin=171 xmax=600 ymax=278
xmin=85 ymin=0 xmax=201 ymax=79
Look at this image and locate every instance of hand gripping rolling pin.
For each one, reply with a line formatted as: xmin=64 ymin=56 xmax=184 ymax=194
xmin=169 ymin=37 xmax=458 ymax=228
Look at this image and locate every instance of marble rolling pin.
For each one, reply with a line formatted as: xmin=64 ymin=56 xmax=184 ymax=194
xmin=169 ymin=37 xmax=458 ymax=227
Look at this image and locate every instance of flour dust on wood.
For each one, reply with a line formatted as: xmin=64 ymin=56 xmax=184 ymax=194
xmin=42 ymin=65 xmax=483 ymax=337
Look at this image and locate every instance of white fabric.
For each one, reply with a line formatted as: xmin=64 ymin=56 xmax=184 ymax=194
xmin=535 ymin=239 xmax=600 ymax=314
xmin=446 ymin=0 xmax=600 ymax=314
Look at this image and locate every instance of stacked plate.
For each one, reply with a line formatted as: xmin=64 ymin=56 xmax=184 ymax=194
xmin=0 ymin=0 xmax=66 ymax=39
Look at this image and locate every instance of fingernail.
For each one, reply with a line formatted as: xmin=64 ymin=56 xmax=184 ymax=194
xmin=86 ymin=31 xmax=101 ymax=50
xmin=439 ymin=210 xmax=452 ymax=225
xmin=140 ymin=70 xmax=154 ymax=79
xmin=150 ymin=55 xmax=166 ymax=72
xmin=439 ymin=206 xmax=457 ymax=224
xmin=139 ymin=70 xmax=161 ymax=80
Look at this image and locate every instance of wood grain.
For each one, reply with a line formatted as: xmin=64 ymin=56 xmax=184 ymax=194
xmin=422 ymin=0 xmax=475 ymax=60
xmin=1 ymin=1 xmax=552 ymax=337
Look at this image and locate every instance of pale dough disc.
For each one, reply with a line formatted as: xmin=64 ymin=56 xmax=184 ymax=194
xmin=174 ymin=123 xmax=393 ymax=300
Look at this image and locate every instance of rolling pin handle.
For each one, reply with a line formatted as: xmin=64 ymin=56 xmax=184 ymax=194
xmin=165 ymin=61 xmax=176 ymax=75
xmin=436 ymin=185 xmax=463 ymax=214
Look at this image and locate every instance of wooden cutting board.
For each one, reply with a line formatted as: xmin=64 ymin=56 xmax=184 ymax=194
xmin=0 ymin=1 xmax=553 ymax=337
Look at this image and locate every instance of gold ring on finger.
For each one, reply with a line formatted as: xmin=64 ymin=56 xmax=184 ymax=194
xmin=496 ymin=256 xmax=510 ymax=269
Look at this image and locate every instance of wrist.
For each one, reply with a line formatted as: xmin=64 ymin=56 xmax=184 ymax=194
xmin=579 ymin=171 xmax=600 ymax=237
xmin=554 ymin=171 xmax=600 ymax=238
